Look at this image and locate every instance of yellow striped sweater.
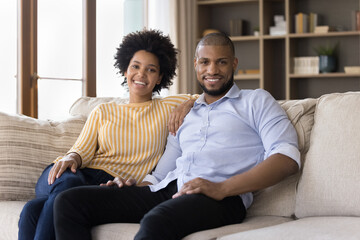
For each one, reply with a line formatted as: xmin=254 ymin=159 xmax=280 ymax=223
xmin=57 ymin=95 xmax=192 ymax=183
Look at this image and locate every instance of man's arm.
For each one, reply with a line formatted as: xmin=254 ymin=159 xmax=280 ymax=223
xmin=173 ymin=153 xmax=298 ymax=200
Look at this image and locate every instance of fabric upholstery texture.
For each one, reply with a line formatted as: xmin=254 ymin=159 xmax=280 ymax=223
xmin=295 ymin=92 xmax=360 ymax=218
xmin=247 ymin=98 xmax=316 ymax=217
xmin=218 ymin=217 xmax=360 ymax=240
xmin=0 ymin=112 xmax=85 ymax=200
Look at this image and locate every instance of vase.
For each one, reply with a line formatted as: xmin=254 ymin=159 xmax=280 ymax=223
xmin=319 ymin=55 xmax=337 ymax=73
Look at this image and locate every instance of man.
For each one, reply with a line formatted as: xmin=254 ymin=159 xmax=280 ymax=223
xmin=54 ymin=32 xmax=300 ymax=240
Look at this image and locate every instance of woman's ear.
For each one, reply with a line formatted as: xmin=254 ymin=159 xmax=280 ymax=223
xmin=157 ymin=74 xmax=163 ymax=85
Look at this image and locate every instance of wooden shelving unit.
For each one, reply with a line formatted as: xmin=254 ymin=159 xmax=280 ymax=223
xmin=196 ymin=0 xmax=360 ymax=100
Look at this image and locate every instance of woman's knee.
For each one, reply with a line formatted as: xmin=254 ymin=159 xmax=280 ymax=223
xmin=19 ymin=198 xmax=47 ymax=226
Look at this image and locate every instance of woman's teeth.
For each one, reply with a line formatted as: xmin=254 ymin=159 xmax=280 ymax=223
xmin=134 ymin=81 xmax=146 ymax=85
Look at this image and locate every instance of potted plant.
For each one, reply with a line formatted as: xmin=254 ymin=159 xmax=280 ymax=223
xmin=314 ymin=42 xmax=338 ymax=73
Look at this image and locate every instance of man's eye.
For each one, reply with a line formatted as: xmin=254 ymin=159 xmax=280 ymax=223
xmin=219 ymin=60 xmax=228 ymax=65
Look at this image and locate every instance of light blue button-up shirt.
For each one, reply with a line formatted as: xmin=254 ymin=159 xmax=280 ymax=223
xmin=143 ymin=84 xmax=300 ymax=209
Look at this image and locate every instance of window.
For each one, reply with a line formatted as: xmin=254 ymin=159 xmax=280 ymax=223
xmin=96 ymin=0 xmax=145 ymax=98
xmin=9 ymin=0 xmax=175 ymax=120
xmin=0 ymin=0 xmax=17 ymax=114
xmin=37 ymin=0 xmax=83 ymax=120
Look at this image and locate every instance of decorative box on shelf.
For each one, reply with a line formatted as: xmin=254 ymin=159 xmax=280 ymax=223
xmin=293 ymin=57 xmax=319 ymax=74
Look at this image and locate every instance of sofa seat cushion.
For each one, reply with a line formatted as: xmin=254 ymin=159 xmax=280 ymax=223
xmin=0 ymin=112 xmax=86 ymax=201
xmin=295 ymin=92 xmax=360 ymax=218
xmin=91 ymin=216 xmax=293 ymax=240
xmin=0 ymin=201 xmax=26 ymax=240
xmin=218 ymin=217 xmax=360 ymax=240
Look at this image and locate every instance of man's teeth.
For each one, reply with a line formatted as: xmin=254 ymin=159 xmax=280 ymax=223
xmin=134 ymin=81 xmax=146 ymax=85
xmin=206 ymin=79 xmax=219 ymax=82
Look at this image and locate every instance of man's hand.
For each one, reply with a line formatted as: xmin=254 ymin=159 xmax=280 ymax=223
xmin=100 ymin=177 xmax=136 ymax=188
xmin=168 ymin=98 xmax=195 ymax=136
xmin=48 ymin=153 xmax=81 ymax=185
xmin=172 ymin=178 xmax=226 ymax=201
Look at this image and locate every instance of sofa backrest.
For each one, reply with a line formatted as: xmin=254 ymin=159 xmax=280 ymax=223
xmin=247 ymin=98 xmax=317 ymax=218
xmin=295 ymin=92 xmax=360 ymax=218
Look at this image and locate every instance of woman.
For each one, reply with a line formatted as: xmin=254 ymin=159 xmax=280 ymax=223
xmin=18 ymin=29 xmax=195 ymax=240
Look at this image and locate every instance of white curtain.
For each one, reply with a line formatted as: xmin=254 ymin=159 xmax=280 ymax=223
xmin=174 ymin=0 xmax=200 ymax=94
xmin=147 ymin=0 xmax=199 ymax=94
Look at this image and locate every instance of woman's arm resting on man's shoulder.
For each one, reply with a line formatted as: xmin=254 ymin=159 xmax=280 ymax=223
xmin=168 ymin=97 xmax=196 ymax=135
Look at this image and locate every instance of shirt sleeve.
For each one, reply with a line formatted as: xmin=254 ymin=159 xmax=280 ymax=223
xmin=142 ymin=134 xmax=182 ymax=184
xmin=64 ymin=105 xmax=101 ymax=167
xmin=251 ymin=89 xmax=301 ymax=168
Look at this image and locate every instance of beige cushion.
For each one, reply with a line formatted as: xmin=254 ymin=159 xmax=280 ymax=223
xmin=295 ymin=92 xmax=360 ymax=218
xmin=247 ymin=98 xmax=316 ymax=217
xmin=69 ymin=96 xmax=129 ymax=117
xmin=0 ymin=112 xmax=86 ymax=201
xmin=0 ymin=201 xmax=26 ymax=240
xmin=218 ymin=217 xmax=360 ymax=240
xmin=91 ymin=216 xmax=293 ymax=240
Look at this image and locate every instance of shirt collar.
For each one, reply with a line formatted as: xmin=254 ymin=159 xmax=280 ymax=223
xmin=194 ymin=84 xmax=241 ymax=108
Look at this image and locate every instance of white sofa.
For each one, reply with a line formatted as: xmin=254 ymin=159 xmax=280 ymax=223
xmin=1 ymin=92 xmax=360 ymax=240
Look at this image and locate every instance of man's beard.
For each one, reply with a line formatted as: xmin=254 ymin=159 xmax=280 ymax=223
xmin=198 ymin=75 xmax=234 ymax=96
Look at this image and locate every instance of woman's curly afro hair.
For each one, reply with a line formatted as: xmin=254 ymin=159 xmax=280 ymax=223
xmin=114 ymin=29 xmax=178 ymax=94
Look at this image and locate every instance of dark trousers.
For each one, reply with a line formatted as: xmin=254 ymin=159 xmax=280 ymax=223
xmin=54 ymin=180 xmax=246 ymax=240
xmin=18 ymin=164 xmax=114 ymax=240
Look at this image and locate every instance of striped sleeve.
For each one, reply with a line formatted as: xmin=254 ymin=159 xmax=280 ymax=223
xmin=60 ymin=106 xmax=101 ymax=167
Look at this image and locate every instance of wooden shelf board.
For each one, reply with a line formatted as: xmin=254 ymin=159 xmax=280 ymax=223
xmin=235 ymin=74 xmax=260 ymax=80
xmin=289 ymin=31 xmax=360 ymax=38
xmin=197 ymin=0 xmax=258 ymax=5
xmin=230 ymin=36 xmax=260 ymax=41
xmin=290 ymin=73 xmax=360 ymax=78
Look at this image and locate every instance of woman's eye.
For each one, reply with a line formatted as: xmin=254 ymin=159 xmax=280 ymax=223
xmin=131 ymin=65 xmax=139 ymax=69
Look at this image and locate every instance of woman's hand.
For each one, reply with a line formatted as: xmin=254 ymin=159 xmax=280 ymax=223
xmin=48 ymin=153 xmax=81 ymax=185
xmin=168 ymin=98 xmax=195 ymax=135
xmin=100 ymin=177 xmax=137 ymax=188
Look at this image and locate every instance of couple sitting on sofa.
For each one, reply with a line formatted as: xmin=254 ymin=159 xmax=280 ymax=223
xmin=18 ymin=29 xmax=300 ymax=240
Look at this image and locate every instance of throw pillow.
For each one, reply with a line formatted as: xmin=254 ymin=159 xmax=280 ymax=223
xmin=0 ymin=112 xmax=85 ymax=201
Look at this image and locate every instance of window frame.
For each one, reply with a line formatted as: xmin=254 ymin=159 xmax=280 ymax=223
xmin=17 ymin=0 xmax=96 ymax=118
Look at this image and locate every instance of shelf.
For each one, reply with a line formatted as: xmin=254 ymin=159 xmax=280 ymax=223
xmin=289 ymin=31 xmax=360 ymax=38
xmin=230 ymin=36 xmax=260 ymax=41
xmin=197 ymin=0 xmax=258 ymax=5
xmin=235 ymin=74 xmax=260 ymax=80
xmin=196 ymin=0 xmax=360 ymax=99
xmin=289 ymin=73 xmax=360 ymax=78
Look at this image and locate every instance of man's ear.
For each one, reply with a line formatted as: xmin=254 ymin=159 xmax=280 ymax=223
xmin=194 ymin=57 xmax=197 ymax=69
xmin=233 ymin=57 xmax=239 ymax=72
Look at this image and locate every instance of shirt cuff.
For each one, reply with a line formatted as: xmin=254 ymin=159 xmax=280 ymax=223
xmin=142 ymin=174 xmax=160 ymax=185
xmin=269 ymin=143 xmax=301 ymax=168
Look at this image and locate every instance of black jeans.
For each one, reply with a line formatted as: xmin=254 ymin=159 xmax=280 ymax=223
xmin=54 ymin=180 xmax=246 ymax=240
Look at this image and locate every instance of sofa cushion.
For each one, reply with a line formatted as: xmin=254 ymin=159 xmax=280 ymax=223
xmin=90 ymin=216 xmax=293 ymax=240
xmin=218 ymin=217 xmax=360 ymax=240
xmin=295 ymin=92 xmax=360 ymax=218
xmin=247 ymin=98 xmax=316 ymax=217
xmin=0 ymin=112 xmax=86 ymax=201
xmin=69 ymin=96 xmax=129 ymax=117
xmin=0 ymin=201 xmax=26 ymax=240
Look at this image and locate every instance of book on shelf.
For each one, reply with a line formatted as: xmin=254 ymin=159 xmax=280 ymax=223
xmin=295 ymin=13 xmax=308 ymax=33
xmin=309 ymin=13 xmax=318 ymax=33
xmin=352 ymin=10 xmax=360 ymax=31
xmin=293 ymin=57 xmax=319 ymax=74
